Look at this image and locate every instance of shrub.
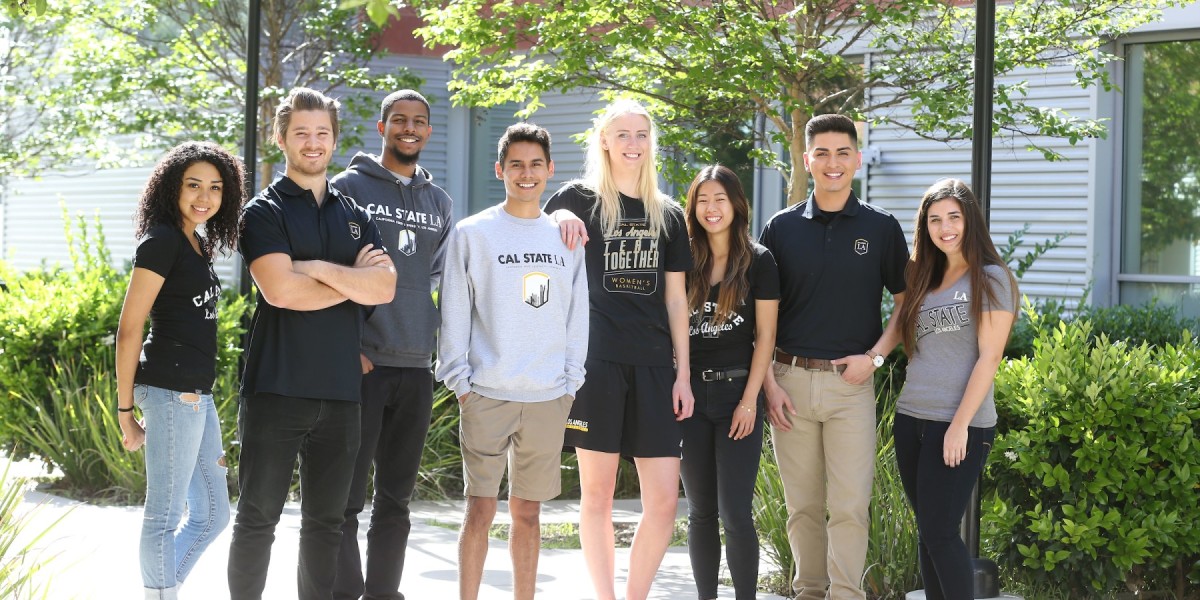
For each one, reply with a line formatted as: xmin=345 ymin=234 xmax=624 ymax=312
xmin=863 ymin=381 xmax=922 ymax=599
xmin=0 ymin=464 xmax=66 ymax=599
xmin=0 ymin=213 xmax=123 ymax=459
xmin=1078 ymin=300 xmax=1200 ymax=348
xmin=0 ymin=212 xmax=249 ymax=502
xmin=986 ymin=315 xmax=1200 ymax=597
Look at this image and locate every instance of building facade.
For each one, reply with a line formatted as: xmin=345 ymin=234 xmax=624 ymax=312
xmin=2 ymin=4 xmax=1197 ymax=317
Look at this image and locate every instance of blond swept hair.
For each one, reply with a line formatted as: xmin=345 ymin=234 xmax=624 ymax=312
xmin=579 ymin=99 xmax=674 ymax=237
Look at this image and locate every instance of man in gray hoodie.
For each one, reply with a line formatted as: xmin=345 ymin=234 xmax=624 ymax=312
xmin=436 ymin=122 xmax=588 ymax=600
xmin=330 ymin=89 xmax=455 ymax=600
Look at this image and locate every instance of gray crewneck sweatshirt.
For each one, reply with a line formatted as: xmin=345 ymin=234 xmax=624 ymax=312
xmin=435 ymin=204 xmax=589 ymax=402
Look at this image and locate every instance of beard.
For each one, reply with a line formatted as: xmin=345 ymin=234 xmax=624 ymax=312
xmin=387 ymin=144 xmax=420 ymax=166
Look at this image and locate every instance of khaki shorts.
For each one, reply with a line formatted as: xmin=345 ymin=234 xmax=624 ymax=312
xmin=459 ymin=392 xmax=573 ymax=502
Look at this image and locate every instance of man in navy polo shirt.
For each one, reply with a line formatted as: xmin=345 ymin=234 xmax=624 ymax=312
xmin=760 ymin=113 xmax=908 ymax=600
xmin=229 ymin=87 xmax=397 ymax=600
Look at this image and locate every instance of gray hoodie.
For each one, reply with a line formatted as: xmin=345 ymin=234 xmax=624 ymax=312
xmin=330 ymin=152 xmax=455 ymax=368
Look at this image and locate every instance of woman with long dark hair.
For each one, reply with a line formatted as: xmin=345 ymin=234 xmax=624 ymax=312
xmin=680 ymin=165 xmax=778 ymax=600
xmin=116 ymin=141 xmax=245 ymax=599
xmin=892 ymin=178 xmax=1018 ymax=599
xmin=544 ymin=98 xmax=695 ymax=600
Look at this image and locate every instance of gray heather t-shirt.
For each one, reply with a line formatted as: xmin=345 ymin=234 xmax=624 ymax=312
xmin=896 ymin=264 xmax=1015 ymax=428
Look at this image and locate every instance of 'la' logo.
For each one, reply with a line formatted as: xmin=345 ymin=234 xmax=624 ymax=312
xmin=854 ymin=239 xmax=868 ymax=255
xmin=349 ymin=222 xmax=361 ymax=240
xmin=523 ymin=272 xmax=550 ymax=308
xmin=397 ymin=230 xmax=416 ymax=256
xmin=954 ymin=291 xmax=970 ymax=302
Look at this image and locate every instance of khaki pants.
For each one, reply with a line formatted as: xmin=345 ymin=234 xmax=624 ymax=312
xmin=770 ymin=363 xmax=876 ymax=600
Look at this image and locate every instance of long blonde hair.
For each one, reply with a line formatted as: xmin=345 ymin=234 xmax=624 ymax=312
xmin=579 ymin=99 xmax=673 ymax=237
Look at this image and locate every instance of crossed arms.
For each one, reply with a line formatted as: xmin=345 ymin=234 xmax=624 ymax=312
xmin=249 ymin=243 xmax=396 ymax=311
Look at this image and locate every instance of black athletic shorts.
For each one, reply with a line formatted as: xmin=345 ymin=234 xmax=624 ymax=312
xmin=564 ymin=357 xmax=681 ymax=458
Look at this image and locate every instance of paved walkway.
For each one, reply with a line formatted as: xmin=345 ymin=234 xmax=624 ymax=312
xmin=10 ymin=470 xmax=786 ymax=599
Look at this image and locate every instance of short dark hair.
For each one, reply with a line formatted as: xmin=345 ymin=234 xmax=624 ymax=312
xmin=497 ymin=122 xmax=551 ymax=164
xmin=274 ymin=87 xmax=341 ymax=142
xmin=805 ymin=113 xmax=858 ymax=148
xmin=380 ymin=89 xmax=430 ymax=122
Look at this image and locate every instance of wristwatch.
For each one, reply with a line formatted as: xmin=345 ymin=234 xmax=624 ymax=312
xmin=866 ymin=350 xmax=885 ymax=368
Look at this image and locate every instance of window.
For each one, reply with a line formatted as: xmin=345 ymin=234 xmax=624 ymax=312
xmin=1120 ymin=39 xmax=1200 ymax=318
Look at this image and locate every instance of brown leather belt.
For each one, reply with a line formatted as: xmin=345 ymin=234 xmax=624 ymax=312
xmin=774 ymin=349 xmax=843 ymax=373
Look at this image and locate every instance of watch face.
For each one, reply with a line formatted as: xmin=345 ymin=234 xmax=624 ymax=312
xmin=872 ymin=354 xmax=885 ymax=367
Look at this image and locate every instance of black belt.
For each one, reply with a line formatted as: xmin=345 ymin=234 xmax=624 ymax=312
xmin=693 ymin=368 xmax=750 ymax=382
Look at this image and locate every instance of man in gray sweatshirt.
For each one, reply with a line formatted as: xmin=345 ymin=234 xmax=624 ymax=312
xmin=330 ymin=90 xmax=455 ymax=600
xmin=435 ymin=122 xmax=588 ymax=600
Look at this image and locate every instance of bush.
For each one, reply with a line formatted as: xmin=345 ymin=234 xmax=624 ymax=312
xmin=986 ymin=314 xmax=1200 ymax=597
xmin=0 ymin=213 xmax=249 ymax=502
xmin=0 ymin=464 xmax=66 ymax=599
xmin=0 ymin=214 xmax=123 ymax=459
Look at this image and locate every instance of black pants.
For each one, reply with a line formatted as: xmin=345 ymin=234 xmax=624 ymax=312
xmin=893 ymin=413 xmax=995 ymax=600
xmin=334 ymin=366 xmax=434 ymax=600
xmin=228 ymin=394 xmax=361 ymax=600
xmin=679 ymin=374 xmax=763 ymax=600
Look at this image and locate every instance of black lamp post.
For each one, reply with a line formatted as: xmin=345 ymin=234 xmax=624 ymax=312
xmin=966 ymin=0 xmax=1001 ymax=596
xmin=238 ymin=0 xmax=261 ymax=362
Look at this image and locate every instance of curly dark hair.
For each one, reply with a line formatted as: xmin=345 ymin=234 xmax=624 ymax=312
xmin=134 ymin=142 xmax=246 ymax=258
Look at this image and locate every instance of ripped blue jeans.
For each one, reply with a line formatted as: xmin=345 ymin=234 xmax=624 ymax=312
xmin=135 ymin=384 xmax=230 ymax=599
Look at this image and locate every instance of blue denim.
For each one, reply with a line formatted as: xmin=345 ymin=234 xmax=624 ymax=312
xmin=135 ymin=384 xmax=230 ymax=600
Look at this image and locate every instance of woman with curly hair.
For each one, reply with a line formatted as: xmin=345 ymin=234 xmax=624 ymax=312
xmin=115 ymin=141 xmax=245 ymax=599
xmin=680 ymin=165 xmax=778 ymax=600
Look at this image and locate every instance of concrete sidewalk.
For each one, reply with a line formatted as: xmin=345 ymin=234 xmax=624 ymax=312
xmin=15 ymin=487 xmax=787 ymax=599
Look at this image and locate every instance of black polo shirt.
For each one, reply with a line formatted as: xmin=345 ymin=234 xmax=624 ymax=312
xmin=238 ymin=175 xmax=385 ymax=403
xmin=759 ymin=191 xmax=908 ymax=360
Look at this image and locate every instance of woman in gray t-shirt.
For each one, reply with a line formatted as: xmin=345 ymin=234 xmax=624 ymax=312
xmin=891 ymin=179 xmax=1019 ymax=599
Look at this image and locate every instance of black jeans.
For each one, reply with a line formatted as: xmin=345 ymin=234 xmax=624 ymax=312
xmin=893 ymin=412 xmax=995 ymax=600
xmin=334 ymin=367 xmax=434 ymax=600
xmin=228 ymin=394 xmax=361 ymax=600
xmin=679 ymin=373 xmax=763 ymax=600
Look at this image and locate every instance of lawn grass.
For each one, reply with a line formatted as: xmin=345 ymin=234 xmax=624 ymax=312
xmin=426 ymin=518 xmax=689 ymax=550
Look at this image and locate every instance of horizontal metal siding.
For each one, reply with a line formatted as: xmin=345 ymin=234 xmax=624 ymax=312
xmin=531 ymin=90 xmax=608 ymax=192
xmin=866 ymin=61 xmax=1094 ymax=304
xmin=2 ymin=167 xmax=242 ymax=286
xmin=336 ymin=55 xmax=452 ymax=183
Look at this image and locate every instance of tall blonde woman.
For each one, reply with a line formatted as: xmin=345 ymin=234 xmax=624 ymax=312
xmin=544 ymin=99 xmax=694 ymax=600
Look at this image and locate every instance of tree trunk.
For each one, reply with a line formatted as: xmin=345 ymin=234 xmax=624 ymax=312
xmin=786 ymin=113 xmax=811 ymax=206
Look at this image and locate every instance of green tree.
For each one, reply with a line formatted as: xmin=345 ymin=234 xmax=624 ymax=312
xmin=1 ymin=0 xmax=420 ymax=183
xmin=0 ymin=5 xmax=127 ymax=178
xmin=415 ymin=0 xmax=1182 ymax=204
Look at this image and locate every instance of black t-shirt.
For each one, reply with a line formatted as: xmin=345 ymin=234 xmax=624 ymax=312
xmin=544 ymin=183 xmax=693 ymax=367
xmin=689 ymin=243 xmax=780 ymax=368
xmin=239 ymin=176 xmax=386 ymax=403
xmin=759 ymin=191 xmax=908 ymax=359
xmin=133 ymin=224 xmax=222 ymax=393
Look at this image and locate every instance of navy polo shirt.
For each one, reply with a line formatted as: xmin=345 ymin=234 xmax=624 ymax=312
xmin=759 ymin=191 xmax=908 ymax=360
xmin=238 ymin=175 xmax=385 ymax=403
